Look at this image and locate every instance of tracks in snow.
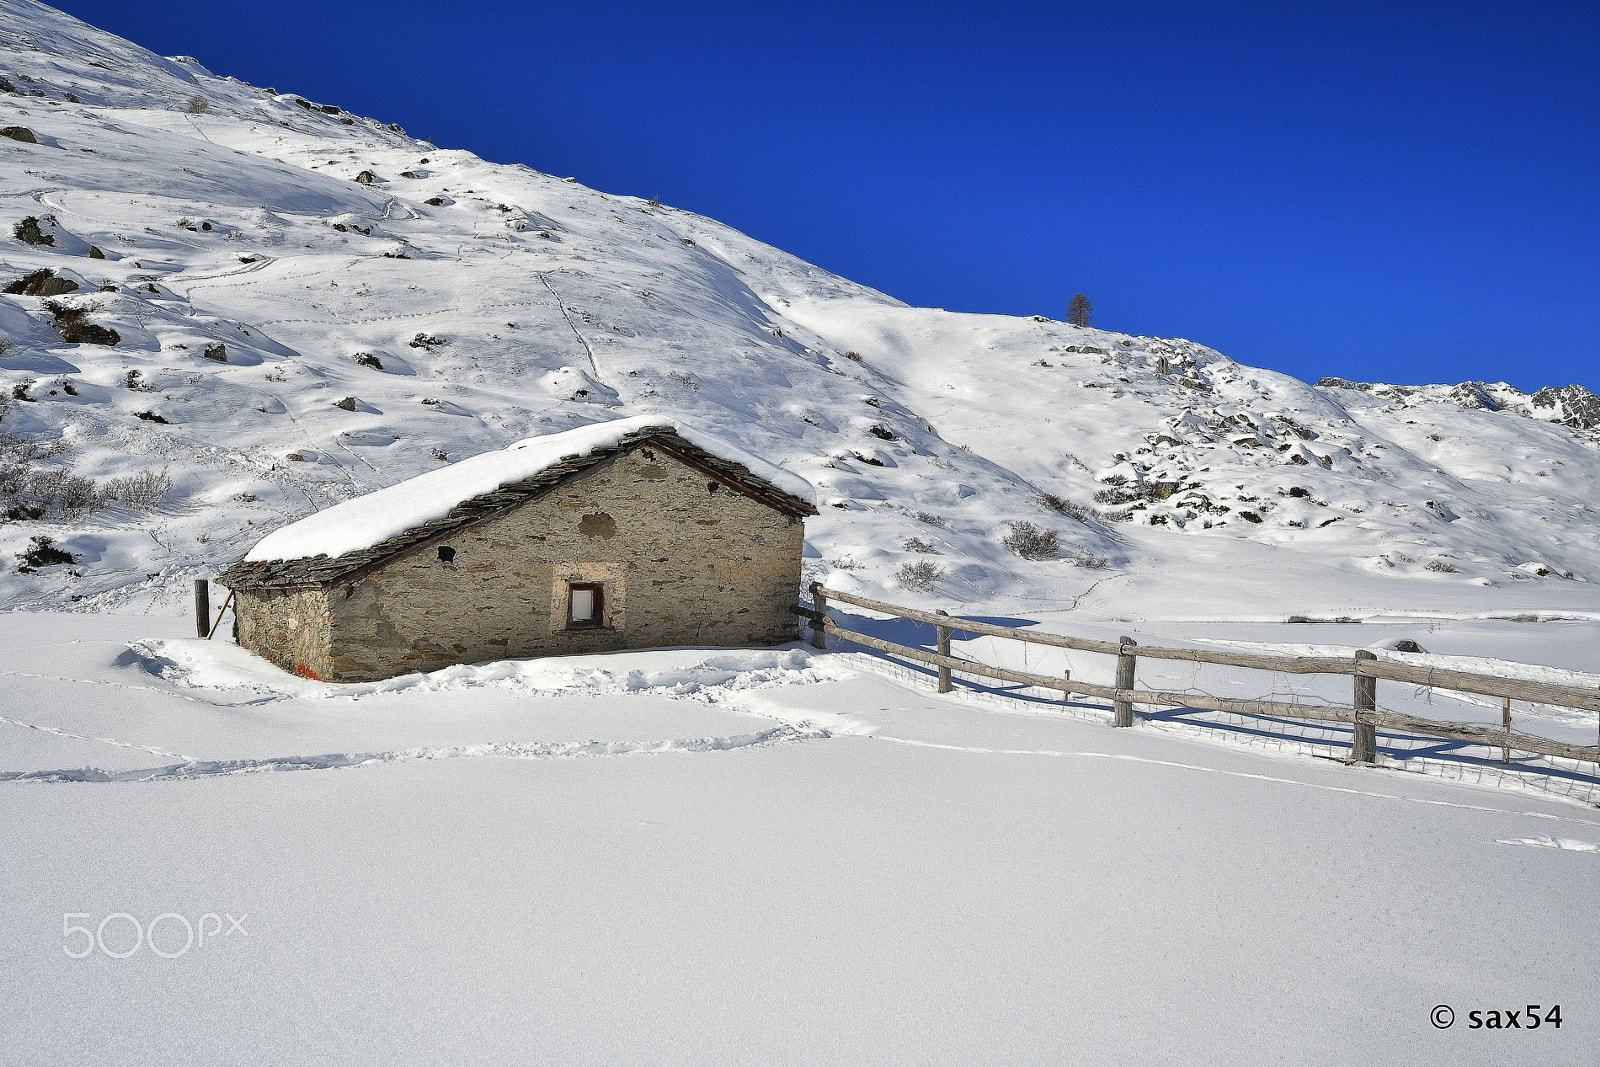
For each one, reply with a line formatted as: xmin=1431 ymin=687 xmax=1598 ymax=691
xmin=0 ymin=723 xmax=829 ymax=783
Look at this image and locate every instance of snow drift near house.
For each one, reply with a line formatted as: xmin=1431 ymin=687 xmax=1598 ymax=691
xmin=242 ymin=415 xmax=816 ymax=563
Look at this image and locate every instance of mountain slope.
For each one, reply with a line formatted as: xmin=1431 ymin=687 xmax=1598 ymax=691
xmin=3 ymin=0 xmax=1600 ymax=623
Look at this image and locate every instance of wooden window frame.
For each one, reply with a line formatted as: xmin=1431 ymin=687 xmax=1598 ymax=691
xmin=565 ymin=581 xmax=605 ymax=630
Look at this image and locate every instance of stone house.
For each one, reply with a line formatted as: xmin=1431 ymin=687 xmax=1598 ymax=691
xmin=217 ymin=418 xmax=817 ymax=681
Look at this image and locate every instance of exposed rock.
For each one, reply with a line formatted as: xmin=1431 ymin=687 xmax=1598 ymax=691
xmin=203 ymin=342 xmax=228 ymax=362
xmin=13 ymin=215 xmax=53 ymax=246
xmin=334 ymin=396 xmax=358 ymax=411
xmin=353 ymin=170 xmax=377 ymax=185
xmin=1446 ymin=381 xmax=1498 ymax=410
xmin=87 ymin=245 xmax=105 ymax=259
xmin=61 ymin=321 xmax=119 ymax=345
xmin=3 ymin=268 xmax=77 ymax=296
xmin=1530 ymin=384 xmax=1600 ymax=429
xmin=43 ymin=298 xmax=119 ymax=345
xmin=0 ymin=125 xmax=37 ymax=143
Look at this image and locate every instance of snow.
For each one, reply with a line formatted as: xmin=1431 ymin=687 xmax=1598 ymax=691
xmin=3 ymin=4 xmax=1600 ymax=1059
xmin=242 ymin=414 xmax=815 ymax=563
xmin=3 ymin=611 xmax=1599 ymax=1065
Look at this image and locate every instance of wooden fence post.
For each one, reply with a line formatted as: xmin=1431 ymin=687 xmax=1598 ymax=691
xmin=193 ymin=579 xmax=210 ymax=639
xmin=935 ymin=609 xmax=952 ymax=693
xmin=1114 ymin=637 xmax=1137 ymax=727
xmin=809 ymin=582 xmax=828 ymax=651
xmin=1502 ymin=698 xmax=1511 ymax=765
xmin=1352 ymin=650 xmax=1378 ymax=763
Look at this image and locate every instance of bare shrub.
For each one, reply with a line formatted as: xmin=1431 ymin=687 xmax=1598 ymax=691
xmin=1002 ymin=520 xmax=1059 ymax=560
xmin=897 ymin=560 xmax=944 ymax=590
xmin=1002 ymin=521 xmax=1058 ymax=557
xmin=0 ymin=432 xmax=68 ymax=465
xmin=1425 ymin=560 xmax=1458 ymax=573
xmin=902 ymin=537 xmax=939 ymax=554
xmin=0 ymin=438 xmax=79 ymax=519
xmin=46 ymin=470 xmax=99 ymax=520
xmin=914 ymin=511 xmax=942 ymax=526
xmin=1067 ymin=547 xmax=1110 ymax=569
xmin=186 ymin=95 xmax=210 ymax=115
xmin=1035 ymin=493 xmax=1093 ymax=522
xmin=1095 ymin=484 xmax=1158 ymax=506
xmin=102 ymin=468 xmax=171 ymax=509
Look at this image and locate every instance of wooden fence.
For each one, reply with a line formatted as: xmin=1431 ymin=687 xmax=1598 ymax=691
xmin=795 ymin=583 xmax=1600 ymax=768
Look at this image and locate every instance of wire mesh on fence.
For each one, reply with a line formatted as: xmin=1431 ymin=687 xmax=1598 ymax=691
xmin=834 ymin=644 xmax=1600 ymax=808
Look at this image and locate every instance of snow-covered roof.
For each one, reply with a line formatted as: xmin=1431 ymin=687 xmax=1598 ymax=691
xmin=224 ymin=417 xmax=816 ymax=584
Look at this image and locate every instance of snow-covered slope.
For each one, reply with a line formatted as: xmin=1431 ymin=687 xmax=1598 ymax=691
xmin=4 ymin=0 xmax=1600 ymax=623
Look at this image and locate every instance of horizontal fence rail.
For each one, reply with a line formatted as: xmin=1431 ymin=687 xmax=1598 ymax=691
xmin=796 ymin=585 xmax=1600 ymax=769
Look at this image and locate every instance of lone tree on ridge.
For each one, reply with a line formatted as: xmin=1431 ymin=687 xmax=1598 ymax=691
xmin=1067 ymin=293 xmax=1093 ymax=328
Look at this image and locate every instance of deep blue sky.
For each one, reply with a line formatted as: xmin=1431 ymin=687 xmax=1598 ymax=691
xmin=54 ymin=0 xmax=1600 ymax=390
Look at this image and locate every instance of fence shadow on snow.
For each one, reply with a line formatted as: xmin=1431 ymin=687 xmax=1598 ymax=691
xmin=800 ymin=586 xmax=1600 ymax=806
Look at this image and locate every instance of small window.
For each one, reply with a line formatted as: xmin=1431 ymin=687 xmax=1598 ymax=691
xmin=437 ymin=546 xmax=456 ymax=563
xmin=566 ymin=582 xmax=604 ymax=629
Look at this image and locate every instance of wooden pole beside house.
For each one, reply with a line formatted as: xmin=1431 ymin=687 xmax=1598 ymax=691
xmin=1113 ymin=637 xmax=1137 ymax=727
xmin=206 ymin=590 xmax=235 ymax=640
xmin=193 ymin=579 xmax=209 ymax=639
xmin=935 ymin=610 xmax=952 ymax=693
xmin=809 ymin=582 xmax=828 ymax=651
xmin=1352 ymin=650 xmax=1378 ymax=763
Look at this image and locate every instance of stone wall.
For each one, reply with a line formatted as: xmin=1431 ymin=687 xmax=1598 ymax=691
xmin=233 ymin=585 xmax=334 ymax=680
xmin=315 ymin=443 xmax=804 ymax=681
